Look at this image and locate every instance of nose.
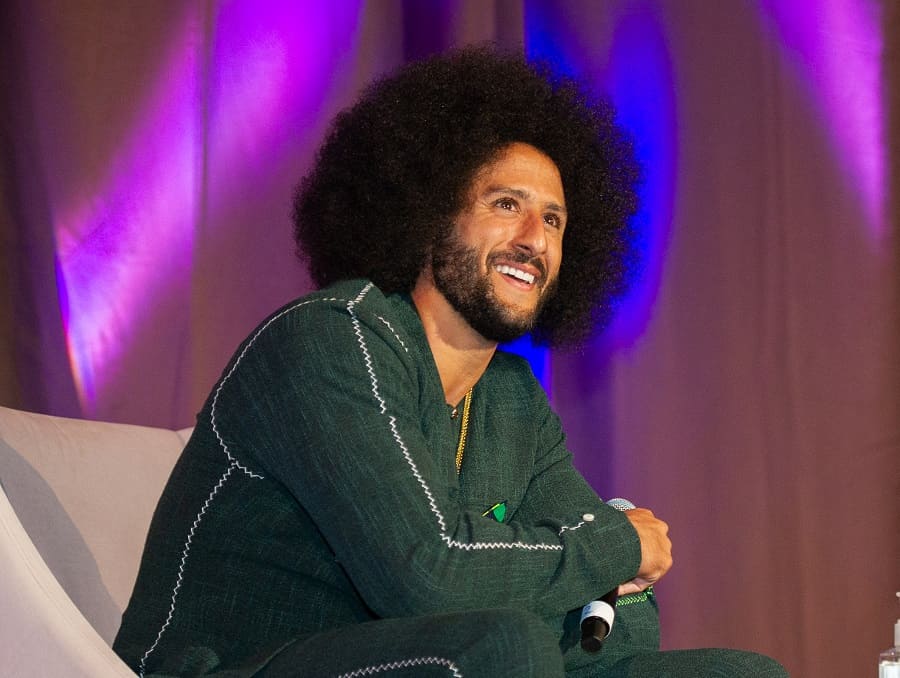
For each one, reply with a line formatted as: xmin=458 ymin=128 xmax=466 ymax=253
xmin=513 ymin=210 xmax=547 ymax=257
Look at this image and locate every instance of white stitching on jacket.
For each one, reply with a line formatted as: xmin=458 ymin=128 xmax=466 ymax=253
xmin=376 ymin=315 xmax=409 ymax=352
xmin=558 ymin=520 xmax=586 ymax=535
xmin=138 ymin=295 xmax=342 ymax=676
xmin=336 ymin=656 xmax=463 ymax=677
xmin=138 ymin=463 xmax=237 ymax=677
xmin=346 ymin=284 xmax=563 ymax=554
xmin=209 ymin=296 xmax=344 ymax=479
xmin=349 ymin=284 xmax=386 ymax=414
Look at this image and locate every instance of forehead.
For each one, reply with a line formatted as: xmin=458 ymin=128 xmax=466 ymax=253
xmin=471 ymin=142 xmax=565 ymax=202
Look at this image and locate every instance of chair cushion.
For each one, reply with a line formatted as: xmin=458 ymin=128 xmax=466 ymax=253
xmin=0 ymin=406 xmax=187 ymax=642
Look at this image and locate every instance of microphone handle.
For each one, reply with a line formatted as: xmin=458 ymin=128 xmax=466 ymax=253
xmin=580 ymin=588 xmax=617 ymax=652
xmin=580 ymin=497 xmax=636 ymax=653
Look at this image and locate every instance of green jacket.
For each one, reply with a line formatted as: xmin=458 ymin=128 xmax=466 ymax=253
xmin=114 ymin=279 xmax=655 ymax=676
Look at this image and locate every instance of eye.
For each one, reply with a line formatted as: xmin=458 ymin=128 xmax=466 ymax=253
xmin=544 ymin=213 xmax=563 ymax=229
xmin=494 ymin=197 xmax=518 ymax=211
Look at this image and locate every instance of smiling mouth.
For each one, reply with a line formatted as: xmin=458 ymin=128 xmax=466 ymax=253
xmin=494 ymin=264 xmax=537 ymax=285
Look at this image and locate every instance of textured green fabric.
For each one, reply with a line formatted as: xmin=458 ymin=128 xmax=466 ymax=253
xmin=571 ymin=648 xmax=790 ymax=677
xmin=257 ymin=608 xmax=568 ymax=677
xmin=113 ymin=279 xmax=665 ymax=676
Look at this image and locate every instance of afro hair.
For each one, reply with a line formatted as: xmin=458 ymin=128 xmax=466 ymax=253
xmin=293 ymin=46 xmax=640 ymax=347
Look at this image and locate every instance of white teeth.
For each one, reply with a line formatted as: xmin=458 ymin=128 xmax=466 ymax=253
xmin=495 ymin=264 xmax=535 ymax=284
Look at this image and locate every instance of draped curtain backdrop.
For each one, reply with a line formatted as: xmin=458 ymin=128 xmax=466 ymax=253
xmin=1 ymin=1 xmax=897 ymax=676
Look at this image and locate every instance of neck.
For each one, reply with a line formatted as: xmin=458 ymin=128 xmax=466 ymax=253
xmin=411 ymin=274 xmax=496 ymax=405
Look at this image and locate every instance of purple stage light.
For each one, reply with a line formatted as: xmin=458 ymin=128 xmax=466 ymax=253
xmin=600 ymin=10 xmax=677 ymax=350
xmin=55 ymin=7 xmax=204 ymax=413
xmin=756 ymin=0 xmax=885 ymax=239
xmin=55 ymin=2 xmax=363 ymax=414
xmin=524 ymin=3 xmax=677 ymax=350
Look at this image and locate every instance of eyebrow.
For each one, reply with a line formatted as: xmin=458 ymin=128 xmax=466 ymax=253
xmin=484 ymin=185 xmax=567 ymax=214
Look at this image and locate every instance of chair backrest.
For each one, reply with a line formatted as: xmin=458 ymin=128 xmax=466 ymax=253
xmin=0 ymin=405 xmax=188 ymax=642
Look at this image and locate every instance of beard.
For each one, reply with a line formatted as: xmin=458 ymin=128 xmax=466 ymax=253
xmin=430 ymin=231 xmax=557 ymax=343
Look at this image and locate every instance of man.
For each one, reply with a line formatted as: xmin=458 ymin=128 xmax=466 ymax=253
xmin=114 ymin=48 xmax=787 ymax=677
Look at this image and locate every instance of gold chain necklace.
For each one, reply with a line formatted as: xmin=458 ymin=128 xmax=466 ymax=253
xmin=454 ymin=387 xmax=473 ymax=475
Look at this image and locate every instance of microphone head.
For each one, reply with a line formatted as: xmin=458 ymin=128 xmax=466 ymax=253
xmin=606 ymin=497 xmax=636 ymax=512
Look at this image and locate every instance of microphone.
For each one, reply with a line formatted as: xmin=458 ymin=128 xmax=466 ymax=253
xmin=580 ymin=497 xmax=636 ymax=653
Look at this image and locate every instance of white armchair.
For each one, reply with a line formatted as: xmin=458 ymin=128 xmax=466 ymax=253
xmin=0 ymin=405 xmax=190 ymax=676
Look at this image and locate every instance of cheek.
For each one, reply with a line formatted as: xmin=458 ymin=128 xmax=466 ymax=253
xmin=549 ymin=239 xmax=563 ymax=276
xmin=455 ymin=214 xmax=497 ymax=246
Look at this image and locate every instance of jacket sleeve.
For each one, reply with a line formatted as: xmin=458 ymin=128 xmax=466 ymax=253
xmin=512 ymin=373 xmax=641 ymax=598
xmin=218 ymin=286 xmax=641 ymax=620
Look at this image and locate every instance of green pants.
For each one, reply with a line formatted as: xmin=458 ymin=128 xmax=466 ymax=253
xmin=255 ymin=607 xmax=789 ymax=677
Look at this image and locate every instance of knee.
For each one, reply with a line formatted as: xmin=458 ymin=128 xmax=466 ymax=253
xmin=724 ymin=650 xmax=789 ymax=678
xmin=618 ymin=648 xmax=789 ymax=678
xmin=457 ymin=607 xmax=564 ymax=678
xmin=690 ymin=648 xmax=789 ymax=678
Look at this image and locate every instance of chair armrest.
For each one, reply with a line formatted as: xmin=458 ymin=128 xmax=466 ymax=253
xmin=0 ymin=483 xmax=136 ymax=677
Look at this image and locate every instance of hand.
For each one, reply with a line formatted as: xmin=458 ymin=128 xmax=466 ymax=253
xmin=617 ymin=508 xmax=672 ymax=595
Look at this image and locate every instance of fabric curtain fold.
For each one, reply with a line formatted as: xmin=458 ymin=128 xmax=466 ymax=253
xmin=1 ymin=2 xmax=896 ymax=676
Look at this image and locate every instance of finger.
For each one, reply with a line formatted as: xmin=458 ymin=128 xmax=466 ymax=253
xmin=617 ymin=582 xmax=642 ymax=596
